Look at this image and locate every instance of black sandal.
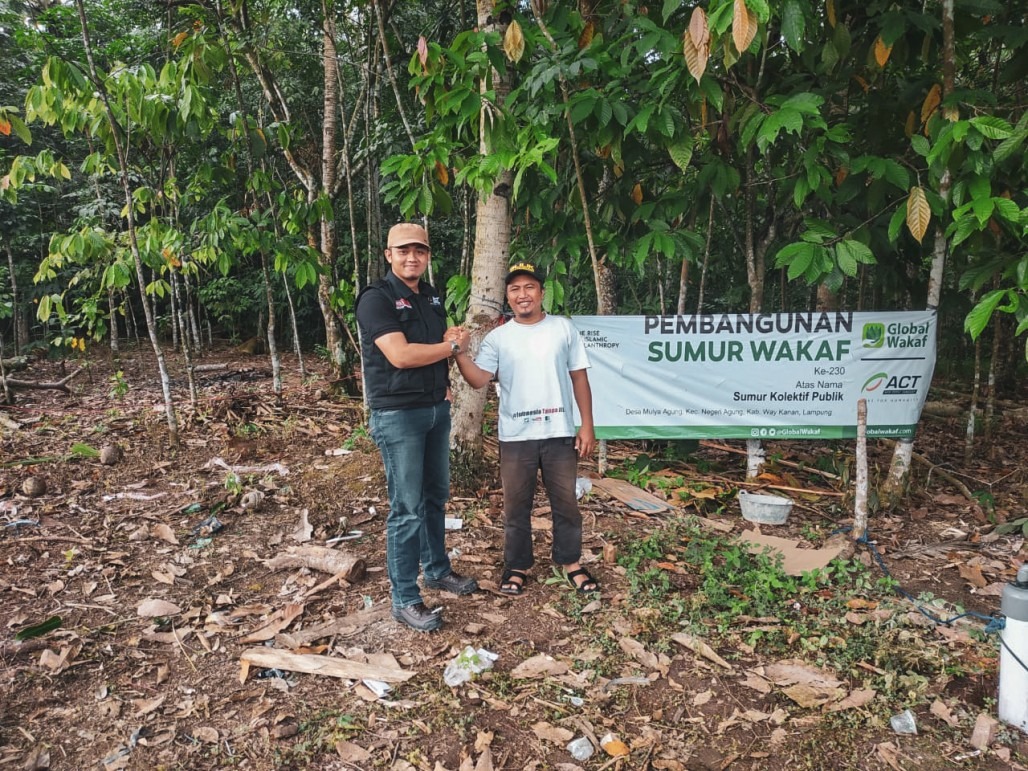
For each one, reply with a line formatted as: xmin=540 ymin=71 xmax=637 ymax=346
xmin=565 ymin=567 xmax=600 ymax=594
xmin=500 ymin=569 xmax=528 ymax=596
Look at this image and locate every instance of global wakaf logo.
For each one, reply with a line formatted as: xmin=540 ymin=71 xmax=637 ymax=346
xmin=862 ymin=322 xmax=885 ymax=349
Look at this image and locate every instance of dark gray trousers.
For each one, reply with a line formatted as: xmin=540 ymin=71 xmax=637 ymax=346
xmin=499 ymin=437 xmax=582 ymax=571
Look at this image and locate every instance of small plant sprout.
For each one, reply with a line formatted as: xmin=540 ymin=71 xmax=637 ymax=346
xmin=108 ymin=370 xmax=129 ymax=399
xmin=224 ymin=472 xmax=242 ymax=495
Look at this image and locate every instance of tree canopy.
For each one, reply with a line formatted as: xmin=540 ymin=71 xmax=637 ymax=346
xmin=1 ymin=0 xmax=1025 ymax=386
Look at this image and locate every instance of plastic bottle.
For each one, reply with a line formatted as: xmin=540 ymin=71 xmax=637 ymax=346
xmin=999 ymin=563 xmax=1028 ymax=734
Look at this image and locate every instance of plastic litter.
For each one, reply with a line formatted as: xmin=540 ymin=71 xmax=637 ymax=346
xmin=444 ymin=517 xmax=463 ymax=530
xmin=190 ymin=515 xmax=224 ymax=537
xmin=325 ymin=530 xmax=363 ymax=545
xmin=443 ymin=646 xmax=498 ymax=687
xmin=575 ymin=477 xmax=593 ymax=500
xmin=361 ymin=679 xmax=392 ymax=698
xmin=890 ymin=709 xmax=918 ymax=735
xmin=567 ymin=736 xmax=594 ymax=761
xmin=240 ymin=490 xmax=265 ymax=510
xmin=255 ymin=668 xmax=288 ymax=680
xmin=603 ymin=676 xmax=651 ymax=691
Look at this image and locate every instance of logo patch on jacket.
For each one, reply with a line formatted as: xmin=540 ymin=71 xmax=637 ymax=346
xmin=395 ymin=298 xmax=413 ymax=310
xmin=429 ymin=296 xmax=441 ymax=306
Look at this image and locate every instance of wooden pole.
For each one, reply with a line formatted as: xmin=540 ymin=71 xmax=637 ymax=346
xmin=853 ymin=399 xmax=868 ymax=540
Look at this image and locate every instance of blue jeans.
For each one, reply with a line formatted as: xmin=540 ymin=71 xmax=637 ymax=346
xmin=370 ymin=401 xmax=453 ymax=609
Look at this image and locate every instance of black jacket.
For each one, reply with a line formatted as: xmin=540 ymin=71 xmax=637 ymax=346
xmin=355 ymin=272 xmax=449 ymax=409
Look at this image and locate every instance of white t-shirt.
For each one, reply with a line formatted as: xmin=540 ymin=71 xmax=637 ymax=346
xmin=474 ymin=314 xmax=590 ymax=441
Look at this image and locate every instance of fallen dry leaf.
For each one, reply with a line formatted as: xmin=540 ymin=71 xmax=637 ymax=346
xmin=334 ymin=741 xmax=371 ymax=763
xmin=132 ymin=696 xmax=166 ymax=717
xmin=845 ymin=598 xmax=878 ymax=610
xmin=782 ymin=683 xmax=845 ymax=708
xmin=192 ymin=726 xmax=219 ymax=744
xmin=511 ymin=654 xmax=568 ymax=679
xmin=824 ymin=688 xmax=875 ymax=712
xmin=152 ymin=523 xmax=178 ymax=544
xmin=671 ymin=632 xmax=732 ymax=670
xmin=151 ymin=570 xmax=175 ymax=586
xmin=600 ymin=733 xmax=629 ymax=757
xmin=238 ymin=603 xmax=305 ymax=644
xmin=874 ymin=741 xmax=906 ymax=771
xmin=474 ymin=746 xmax=494 ymax=771
xmin=693 ymin=690 xmax=713 ymax=706
xmin=137 ymin=598 xmax=182 ymax=617
xmin=929 ymin=699 xmax=959 ymax=727
xmin=739 ymin=671 xmax=771 ymax=694
xmin=764 ymin=660 xmax=842 ymax=688
xmin=531 ymin=721 xmax=574 ymax=745
xmin=39 ymin=643 xmax=80 ymax=674
xmin=619 ymin=636 xmax=661 ymax=671
xmin=474 ymin=730 xmax=494 ymax=752
xmin=958 ymin=563 xmax=988 ymax=589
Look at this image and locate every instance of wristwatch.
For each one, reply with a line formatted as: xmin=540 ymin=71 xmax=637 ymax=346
xmin=449 ymin=340 xmax=461 ymax=356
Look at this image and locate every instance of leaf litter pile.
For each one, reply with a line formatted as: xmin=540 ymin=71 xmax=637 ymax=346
xmin=1 ymin=352 xmax=1027 ymax=770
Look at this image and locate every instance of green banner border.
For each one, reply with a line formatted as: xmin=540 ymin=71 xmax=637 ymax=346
xmin=593 ymin=424 xmax=919 ymax=440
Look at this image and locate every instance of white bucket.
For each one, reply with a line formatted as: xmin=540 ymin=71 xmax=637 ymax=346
xmin=738 ymin=490 xmax=794 ymax=525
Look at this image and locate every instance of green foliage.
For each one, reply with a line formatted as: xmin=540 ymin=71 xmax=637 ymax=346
xmin=2 ymin=0 xmax=1026 ymax=372
xmin=108 ymin=370 xmax=129 ymax=399
xmin=14 ymin=615 xmax=62 ymax=641
xmin=69 ymin=442 xmax=100 ymax=458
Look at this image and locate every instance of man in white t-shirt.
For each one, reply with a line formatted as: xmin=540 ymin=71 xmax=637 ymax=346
xmin=450 ymin=263 xmax=598 ymax=596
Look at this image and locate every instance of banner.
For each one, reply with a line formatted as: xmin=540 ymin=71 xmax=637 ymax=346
xmin=571 ymin=311 xmax=936 ymax=440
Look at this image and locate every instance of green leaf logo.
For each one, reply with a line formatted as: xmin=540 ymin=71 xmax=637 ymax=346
xmin=862 ymin=323 xmax=885 ymax=348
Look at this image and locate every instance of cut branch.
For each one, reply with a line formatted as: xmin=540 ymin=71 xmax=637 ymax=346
xmin=2 ymin=366 xmax=86 ymax=393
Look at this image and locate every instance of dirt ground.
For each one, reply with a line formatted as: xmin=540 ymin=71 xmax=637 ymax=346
xmin=1 ymin=346 xmax=1027 ymax=771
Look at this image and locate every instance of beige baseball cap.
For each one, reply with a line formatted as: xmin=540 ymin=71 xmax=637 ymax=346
xmin=387 ymin=223 xmax=430 ymax=248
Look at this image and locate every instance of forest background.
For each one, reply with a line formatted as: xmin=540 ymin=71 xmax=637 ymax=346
xmin=0 ymin=0 xmax=1026 ymax=476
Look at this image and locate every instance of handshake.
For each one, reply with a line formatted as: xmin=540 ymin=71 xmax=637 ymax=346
xmin=443 ymin=326 xmax=472 ymax=356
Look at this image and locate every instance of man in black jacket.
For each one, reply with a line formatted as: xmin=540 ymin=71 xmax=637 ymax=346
xmin=355 ymin=223 xmax=477 ymax=631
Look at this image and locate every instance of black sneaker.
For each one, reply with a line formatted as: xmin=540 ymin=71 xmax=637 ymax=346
xmin=392 ymin=602 xmax=443 ymax=632
xmin=424 ymin=571 xmax=478 ymax=596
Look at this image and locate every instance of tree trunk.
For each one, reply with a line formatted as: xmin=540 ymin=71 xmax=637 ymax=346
xmin=742 ymin=153 xmax=776 ymax=480
xmin=881 ymin=0 xmax=954 ymax=509
xmin=107 ymin=287 xmax=119 ymax=355
xmin=74 ymin=0 xmax=179 ymax=445
xmin=985 ymin=306 xmax=1000 ymax=456
xmin=965 ymin=329 xmax=981 ymax=464
xmin=318 ymin=4 xmax=347 ymax=375
xmin=3 ymin=238 xmax=20 ymax=357
xmin=261 ymin=251 xmax=283 ymax=398
xmin=450 ymin=0 xmax=514 ymax=485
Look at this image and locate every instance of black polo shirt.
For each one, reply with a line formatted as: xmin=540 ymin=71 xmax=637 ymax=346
xmin=356 ymin=271 xmax=449 ymax=410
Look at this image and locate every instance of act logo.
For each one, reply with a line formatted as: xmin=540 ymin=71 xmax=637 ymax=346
xmin=862 ymin=322 xmax=885 ymax=348
xmin=862 ymin=372 xmax=922 ymax=395
xmin=862 ymin=372 xmax=888 ymax=392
